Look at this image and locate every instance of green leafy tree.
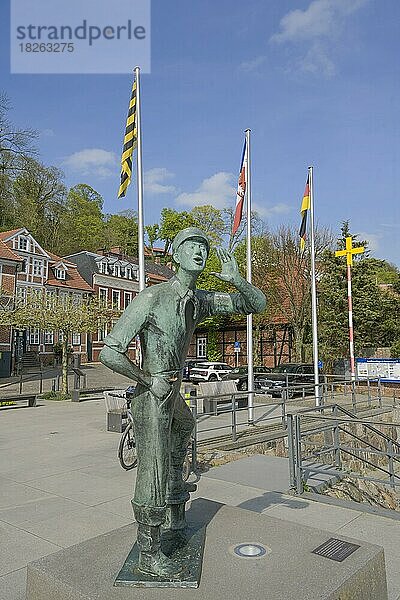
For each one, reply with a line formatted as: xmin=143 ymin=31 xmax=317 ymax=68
xmin=13 ymin=158 xmax=67 ymax=251
xmin=104 ymin=210 xmax=138 ymax=256
xmin=61 ymin=184 xmax=105 ymax=255
xmin=190 ymin=205 xmax=225 ymax=247
xmin=318 ymin=225 xmax=400 ymax=368
xmin=145 ymin=223 xmax=160 ymax=257
xmin=158 ymin=208 xmax=195 ymax=255
xmin=0 ymin=291 xmax=118 ymax=393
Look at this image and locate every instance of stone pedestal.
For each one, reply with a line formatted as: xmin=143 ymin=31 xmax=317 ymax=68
xmin=26 ymin=499 xmax=388 ymax=600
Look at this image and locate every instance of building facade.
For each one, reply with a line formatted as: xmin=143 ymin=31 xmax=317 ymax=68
xmin=64 ymin=248 xmax=173 ymax=361
xmin=187 ymin=322 xmax=293 ymax=368
xmin=0 ymin=228 xmax=94 ymax=370
xmin=0 ymin=239 xmax=23 ymax=376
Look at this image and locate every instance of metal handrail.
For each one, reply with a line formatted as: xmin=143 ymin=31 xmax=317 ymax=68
xmin=288 ymin=404 xmax=400 ymax=493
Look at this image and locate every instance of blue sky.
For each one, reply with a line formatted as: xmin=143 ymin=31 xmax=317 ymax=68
xmin=1 ymin=0 xmax=399 ymax=265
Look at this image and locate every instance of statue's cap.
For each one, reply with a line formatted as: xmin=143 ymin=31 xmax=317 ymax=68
xmin=172 ymin=227 xmax=210 ymax=255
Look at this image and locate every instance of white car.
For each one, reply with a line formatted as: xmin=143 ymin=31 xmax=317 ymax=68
xmin=189 ymin=362 xmax=233 ymax=383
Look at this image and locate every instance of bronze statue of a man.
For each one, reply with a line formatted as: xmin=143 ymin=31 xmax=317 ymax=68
xmin=100 ymin=227 xmax=266 ymax=579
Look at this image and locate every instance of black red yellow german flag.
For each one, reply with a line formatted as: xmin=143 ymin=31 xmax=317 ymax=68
xmin=299 ymin=176 xmax=310 ymax=251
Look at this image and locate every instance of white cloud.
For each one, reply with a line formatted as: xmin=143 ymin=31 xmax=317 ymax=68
xmin=63 ymin=148 xmax=118 ymax=178
xmin=270 ymin=0 xmax=368 ymax=77
xmin=296 ymin=43 xmax=336 ymax=77
xmin=253 ymin=202 xmax=291 ymax=218
xmin=144 ymin=168 xmax=176 ymax=195
xmin=358 ymin=231 xmax=381 ymax=253
xmin=238 ymin=55 xmax=267 ymax=73
xmin=271 ymin=0 xmax=367 ymax=44
xmin=176 ymin=172 xmax=235 ymax=209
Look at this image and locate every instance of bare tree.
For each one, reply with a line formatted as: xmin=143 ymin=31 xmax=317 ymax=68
xmin=246 ymin=225 xmax=333 ymax=362
xmin=0 ymin=93 xmax=37 ymax=166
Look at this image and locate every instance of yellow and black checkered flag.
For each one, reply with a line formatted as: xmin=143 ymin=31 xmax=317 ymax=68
xmin=118 ymin=79 xmax=137 ymax=198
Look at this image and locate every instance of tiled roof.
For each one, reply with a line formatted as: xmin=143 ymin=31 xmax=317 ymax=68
xmin=0 ymin=228 xmax=24 ymax=241
xmin=46 ymin=265 xmax=94 ymax=292
xmin=47 ymin=252 xmax=77 ymax=269
xmin=0 ymin=239 xmax=23 ymax=262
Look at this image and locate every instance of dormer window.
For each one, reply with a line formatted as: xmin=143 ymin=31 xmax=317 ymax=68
xmin=99 ymin=261 xmax=107 ymax=274
xmin=55 ymin=268 xmax=66 ymax=280
xmin=18 ymin=236 xmax=29 ymax=251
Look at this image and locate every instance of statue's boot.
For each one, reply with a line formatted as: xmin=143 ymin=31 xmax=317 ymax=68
xmin=137 ymin=523 xmax=182 ymax=579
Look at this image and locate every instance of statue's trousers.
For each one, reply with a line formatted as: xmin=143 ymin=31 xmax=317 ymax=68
xmin=130 ymin=379 xmax=195 ymax=526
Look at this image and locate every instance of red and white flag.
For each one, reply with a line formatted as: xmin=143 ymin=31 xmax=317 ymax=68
xmin=232 ymin=138 xmax=247 ymax=236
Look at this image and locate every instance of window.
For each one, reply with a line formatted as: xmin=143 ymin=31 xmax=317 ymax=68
xmin=72 ymin=333 xmax=81 ymax=345
xmin=99 ymin=261 xmax=107 ymax=274
xmin=46 ymin=290 xmax=56 ymax=307
xmin=16 ymin=287 xmax=27 ymax=303
xmin=27 ymin=288 xmax=42 ymax=305
xmin=44 ymin=331 xmax=54 ymax=345
xmin=126 ymin=268 xmax=132 ymax=279
xmin=20 ymin=259 xmax=27 ymax=274
xmin=29 ymin=328 xmax=40 ymax=345
xmin=197 ymin=336 xmax=207 ymax=359
xmin=18 ymin=236 xmax=29 ymax=251
xmin=112 ymin=290 xmax=121 ymax=309
xmin=33 ymin=259 xmax=43 ymax=276
xmin=124 ymin=291 xmax=132 ymax=308
xmin=54 ymin=268 xmax=66 ymax=280
xmin=99 ymin=288 xmax=108 ymax=305
xmin=98 ymin=323 xmax=108 ymax=341
xmin=113 ymin=264 xmax=120 ymax=278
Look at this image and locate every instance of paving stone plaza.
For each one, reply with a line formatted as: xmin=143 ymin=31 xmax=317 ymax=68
xmin=1 ymin=387 xmax=400 ymax=599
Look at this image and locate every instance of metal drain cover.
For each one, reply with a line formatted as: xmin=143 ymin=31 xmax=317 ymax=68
xmin=312 ymin=538 xmax=360 ymax=562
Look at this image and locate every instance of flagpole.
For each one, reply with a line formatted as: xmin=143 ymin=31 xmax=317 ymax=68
xmin=134 ymin=66 xmax=146 ymax=292
xmin=308 ymin=165 xmax=320 ymax=406
xmin=245 ymin=128 xmax=254 ymax=425
xmin=347 ymin=263 xmax=356 ymax=381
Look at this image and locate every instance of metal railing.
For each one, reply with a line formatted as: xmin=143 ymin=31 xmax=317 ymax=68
xmin=188 ymin=374 xmax=388 ymax=447
xmin=287 ymin=403 xmax=400 ymax=494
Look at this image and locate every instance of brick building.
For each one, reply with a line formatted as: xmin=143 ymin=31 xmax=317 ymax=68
xmin=64 ymin=248 xmax=173 ymax=361
xmin=0 ymin=228 xmax=94 ymax=371
xmin=187 ymin=322 xmax=293 ymax=368
xmin=0 ymin=239 xmax=23 ymax=376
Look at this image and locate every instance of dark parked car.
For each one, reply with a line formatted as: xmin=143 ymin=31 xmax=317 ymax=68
xmin=182 ymin=359 xmax=208 ymax=381
xmin=222 ymin=365 xmax=271 ymax=390
xmin=257 ymin=363 xmax=317 ymax=398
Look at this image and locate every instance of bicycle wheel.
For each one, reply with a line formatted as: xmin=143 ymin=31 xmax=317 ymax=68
xmin=118 ymin=422 xmax=138 ymax=470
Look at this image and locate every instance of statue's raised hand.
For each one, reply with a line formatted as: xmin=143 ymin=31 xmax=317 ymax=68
xmin=211 ymin=248 xmax=241 ymax=284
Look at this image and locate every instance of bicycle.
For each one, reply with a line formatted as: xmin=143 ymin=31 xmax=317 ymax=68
xmin=118 ymin=387 xmax=195 ymax=480
xmin=118 ymin=387 xmax=137 ymax=471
